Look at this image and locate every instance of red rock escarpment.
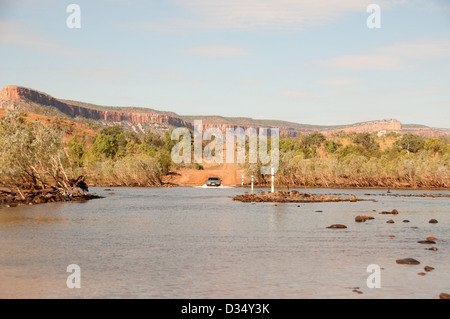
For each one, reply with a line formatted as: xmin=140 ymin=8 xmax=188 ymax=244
xmin=0 ymin=86 xmax=291 ymax=134
xmin=0 ymin=86 xmax=193 ymax=129
xmin=2 ymin=85 xmax=448 ymax=137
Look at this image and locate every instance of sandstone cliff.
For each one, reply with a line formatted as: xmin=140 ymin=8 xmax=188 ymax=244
xmin=0 ymin=86 xmax=193 ymax=130
xmin=1 ymin=85 xmax=448 ymax=137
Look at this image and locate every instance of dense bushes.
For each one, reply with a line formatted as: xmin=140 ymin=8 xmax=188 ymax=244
xmin=274 ymin=132 xmax=450 ymax=188
xmin=0 ymin=111 xmax=171 ymax=188
xmin=68 ymin=125 xmax=172 ymax=186
xmin=0 ymin=111 xmax=75 ymax=192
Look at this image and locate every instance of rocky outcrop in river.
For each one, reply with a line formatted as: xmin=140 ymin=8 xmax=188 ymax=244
xmin=232 ymin=190 xmax=371 ymax=203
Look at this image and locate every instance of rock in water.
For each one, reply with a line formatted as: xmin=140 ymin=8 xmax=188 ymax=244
xmin=396 ymin=258 xmax=420 ymax=265
xmin=380 ymin=209 xmax=399 ymax=215
xmin=440 ymin=293 xmax=450 ymax=299
xmin=424 ymin=266 xmax=434 ymax=272
xmin=232 ymin=191 xmax=367 ymax=203
xmin=429 ymin=219 xmax=438 ymax=224
xmin=355 ymin=216 xmax=375 ymax=222
xmin=418 ymin=240 xmax=436 ymax=244
xmin=326 ymin=224 xmax=347 ymax=229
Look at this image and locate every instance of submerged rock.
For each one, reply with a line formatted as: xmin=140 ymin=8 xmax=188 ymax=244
xmin=424 ymin=266 xmax=434 ymax=272
xmin=355 ymin=215 xmax=375 ymax=222
xmin=380 ymin=209 xmax=399 ymax=215
xmin=326 ymin=224 xmax=347 ymax=229
xmin=429 ymin=219 xmax=438 ymax=224
xmin=396 ymin=258 xmax=420 ymax=265
xmin=418 ymin=240 xmax=436 ymax=244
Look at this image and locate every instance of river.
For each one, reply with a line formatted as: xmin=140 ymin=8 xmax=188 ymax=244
xmin=0 ymin=187 xmax=448 ymax=298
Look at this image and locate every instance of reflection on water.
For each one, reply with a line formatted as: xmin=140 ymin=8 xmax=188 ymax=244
xmin=0 ymin=187 xmax=449 ymax=298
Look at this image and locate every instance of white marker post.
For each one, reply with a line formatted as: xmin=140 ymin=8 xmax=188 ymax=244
xmin=271 ymin=167 xmax=275 ymax=193
xmin=251 ymin=175 xmax=254 ymax=193
xmin=242 ymin=174 xmax=244 ymax=187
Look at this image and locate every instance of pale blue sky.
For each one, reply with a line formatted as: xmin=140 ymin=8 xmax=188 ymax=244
xmin=1 ymin=0 xmax=449 ymax=127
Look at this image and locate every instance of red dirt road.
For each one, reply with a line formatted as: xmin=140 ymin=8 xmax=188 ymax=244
xmin=164 ymin=163 xmax=245 ymax=187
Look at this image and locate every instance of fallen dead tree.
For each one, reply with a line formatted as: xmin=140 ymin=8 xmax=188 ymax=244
xmin=0 ymin=185 xmax=101 ymax=208
xmin=0 ymin=111 xmax=102 ymax=207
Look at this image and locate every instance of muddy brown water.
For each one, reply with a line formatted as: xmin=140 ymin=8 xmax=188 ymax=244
xmin=0 ymin=187 xmax=448 ymax=298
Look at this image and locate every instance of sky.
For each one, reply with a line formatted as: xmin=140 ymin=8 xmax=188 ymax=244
xmin=0 ymin=0 xmax=449 ymax=128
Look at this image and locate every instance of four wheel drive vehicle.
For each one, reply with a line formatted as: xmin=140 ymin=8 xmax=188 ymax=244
xmin=206 ymin=177 xmax=221 ymax=187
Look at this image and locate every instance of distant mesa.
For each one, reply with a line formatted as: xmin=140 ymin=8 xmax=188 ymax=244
xmin=1 ymin=85 xmax=449 ymax=136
